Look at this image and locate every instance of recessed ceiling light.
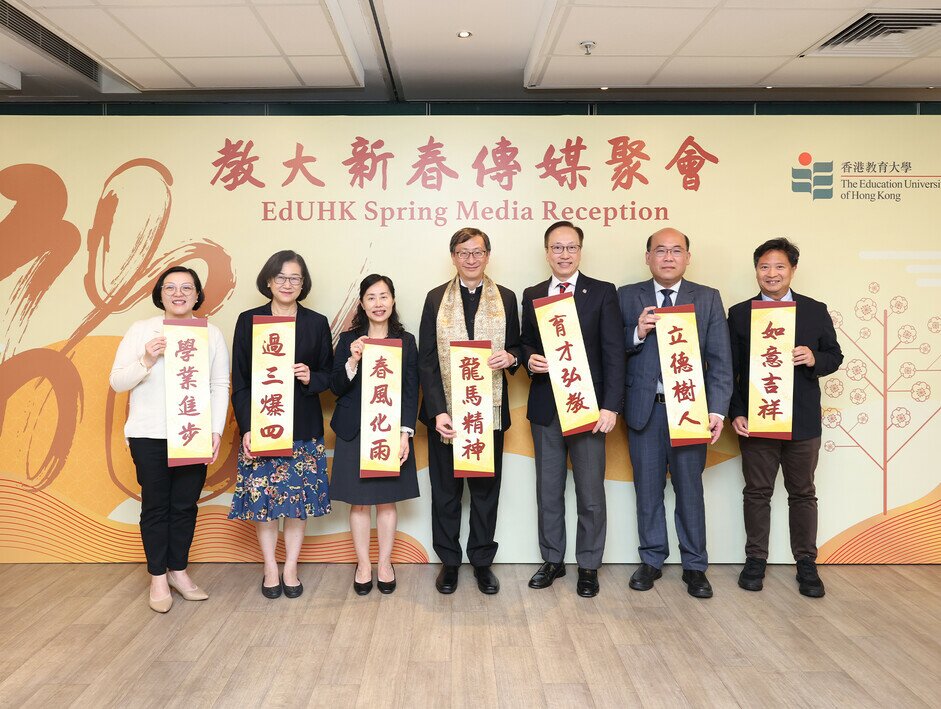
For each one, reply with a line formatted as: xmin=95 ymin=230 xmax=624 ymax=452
xmin=600 ymin=86 xmax=609 ymax=91
xmin=765 ymin=86 xmax=773 ymax=89
xmin=457 ymin=31 xmax=472 ymax=39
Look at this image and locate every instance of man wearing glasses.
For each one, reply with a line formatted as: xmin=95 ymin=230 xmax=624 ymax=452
xmin=618 ymin=228 xmax=732 ymax=598
xmin=418 ymin=227 xmax=521 ymax=595
xmin=520 ymin=220 xmax=624 ymax=597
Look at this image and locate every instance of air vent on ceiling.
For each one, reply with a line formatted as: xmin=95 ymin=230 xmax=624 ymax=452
xmin=0 ymin=0 xmax=99 ymax=82
xmin=811 ymin=11 xmax=941 ymax=57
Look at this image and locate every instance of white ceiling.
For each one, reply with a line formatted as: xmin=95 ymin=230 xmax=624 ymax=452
xmin=1 ymin=0 xmax=939 ymax=101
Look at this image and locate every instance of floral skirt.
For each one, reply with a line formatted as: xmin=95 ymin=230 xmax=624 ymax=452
xmin=228 ymin=437 xmax=331 ymax=521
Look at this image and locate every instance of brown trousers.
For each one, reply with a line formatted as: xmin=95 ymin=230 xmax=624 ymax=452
xmin=740 ymin=436 xmax=820 ymax=561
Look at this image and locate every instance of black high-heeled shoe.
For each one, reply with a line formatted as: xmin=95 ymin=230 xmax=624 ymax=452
xmin=377 ymin=564 xmax=396 ymax=594
xmin=353 ymin=569 xmax=373 ymax=596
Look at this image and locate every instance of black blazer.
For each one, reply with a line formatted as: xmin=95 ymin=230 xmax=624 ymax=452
xmin=728 ymin=292 xmax=843 ymax=440
xmin=417 ymin=281 xmax=521 ymax=429
xmin=330 ymin=329 xmax=419 ymax=442
xmin=232 ymin=302 xmax=334 ymax=440
xmin=521 ymin=273 xmax=625 ymax=426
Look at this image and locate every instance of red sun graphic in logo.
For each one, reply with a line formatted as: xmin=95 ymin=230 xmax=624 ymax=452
xmin=798 ymin=152 xmax=813 ymax=166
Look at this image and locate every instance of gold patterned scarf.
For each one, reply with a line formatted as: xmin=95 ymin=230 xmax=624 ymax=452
xmin=436 ymin=275 xmax=506 ymax=437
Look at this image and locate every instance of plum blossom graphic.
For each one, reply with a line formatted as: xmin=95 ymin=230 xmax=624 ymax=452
xmin=824 ymin=378 xmax=844 ymax=398
xmin=859 ymin=327 xmax=871 ymax=339
xmin=890 ymin=407 xmax=911 ymax=428
xmin=929 ymin=316 xmax=941 ymax=334
xmin=857 ymin=412 xmax=869 ymax=424
xmin=855 ymin=298 xmax=877 ymax=321
xmin=897 ymin=324 xmax=916 ymax=344
xmin=868 ymin=282 xmax=880 ymax=294
xmin=824 ymin=440 xmax=836 ymax=452
xmin=899 ymin=362 xmax=917 ymax=378
xmin=829 ymin=310 xmax=843 ymax=328
xmin=911 ymin=381 xmax=931 ymax=403
xmin=822 ymin=408 xmax=842 ymax=429
xmin=850 ymin=388 xmax=867 ymax=405
xmin=920 ymin=343 xmax=931 ymax=355
xmin=845 ymin=359 xmax=867 ymax=381
xmin=889 ymin=296 xmax=908 ymax=314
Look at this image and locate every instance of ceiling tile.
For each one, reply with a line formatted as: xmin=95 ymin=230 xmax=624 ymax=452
xmin=109 ymin=6 xmax=280 ymax=57
xmin=724 ymin=0 xmax=868 ymax=7
xmin=873 ymin=0 xmax=941 ymax=8
xmin=653 ymin=56 xmax=788 ymax=86
xmin=554 ymin=6 xmax=712 ymax=56
xmin=95 ymin=0 xmax=240 ymax=5
xmin=107 ymin=57 xmax=190 ymax=89
xmin=569 ymin=0 xmax=720 ymax=6
xmin=764 ymin=56 xmax=911 ymax=85
xmin=868 ymin=57 xmax=941 ymax=85
xmin=289 ymin=55 xmax=356 ymax=86
xmin=256 ymin=4 xmax=340 ymax=55
xmin=168 ymin=56 xmax=300 ymax=88
xmin=678 ymin=8 xmax=861 ymax=56
xmin=39 ymin=7 xmax=153 ymax=58
xmin=540 ymin=55 xmax=667 ymax=87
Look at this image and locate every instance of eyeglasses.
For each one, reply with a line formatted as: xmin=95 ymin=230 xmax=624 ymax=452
xmin=162 ymin=284 xmax=196 ymax=295
xmin=548 ymin=244 xmax=581 ymax=255
xmin=454 ymin=250 xmax=487 ymax=261
xmin=652 ymin=247 xmax=686 ymax=258
xmin=273 ymin=274 xmax=303 ymax=286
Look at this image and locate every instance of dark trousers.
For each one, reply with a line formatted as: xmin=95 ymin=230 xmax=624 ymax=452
xmin=129 ymin=438 xmax=207 ymax=576
xmin=740 ymin=435 xmax=820 ymax=561
xmin=427 ymin=429 xmax=504 ymax=567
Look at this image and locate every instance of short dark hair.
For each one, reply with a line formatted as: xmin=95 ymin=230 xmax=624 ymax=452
xmin=449 ymin=227 xmax=491 ymax=253
xmin=544 ymin=220 xmax=583 ymax=248
xmin=645 ymin=228 xmax=690 ymax=251
xmin=256 ymin=250 xmax=312 ymax=301
xmin=753 ymin=238 xmax=800 ymax=267
xmin=152 ymin=266 xmax=205 ymax=311
xmin=350 ymin=274 xmax=405 ymax=337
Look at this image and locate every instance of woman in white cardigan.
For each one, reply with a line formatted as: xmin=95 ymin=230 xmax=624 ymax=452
xmin=110 ymin=266 xmax=230 ymax=613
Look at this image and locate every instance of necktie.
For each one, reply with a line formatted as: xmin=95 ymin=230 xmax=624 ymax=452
xmin=558 ymin=282 xmax=570 ymax=293
xmin=660 ymin=288 xmax=673 ymax=307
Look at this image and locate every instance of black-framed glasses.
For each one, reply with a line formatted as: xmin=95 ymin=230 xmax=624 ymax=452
xmin=454 ymin=250 xmax=487 ymax=261
xmin=273 ymin=274 xmax=303 ymax=286
xmin=549 ymin=244 xmax=581 ymax=254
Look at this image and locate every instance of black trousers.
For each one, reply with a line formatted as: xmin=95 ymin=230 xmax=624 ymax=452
xmin=129 ymin=438 xmax=207 ymax=576
xmin=427 ymin=429 xmax=504 ymax=567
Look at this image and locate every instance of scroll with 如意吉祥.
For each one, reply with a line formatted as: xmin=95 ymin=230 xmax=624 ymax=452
xmin=359 ymin=338 xmax=403 ymax=478
xmin=655 ymin=305 xmax=711 ymax=447
xmin=450 ymin=340 xmax=495 ymax=478
xmin=747 ymin=301 xmax=796 ymax=439
xmin=163 ymin=318 xmax=213 ymax=466
xmin=250 ymin=315 xmax=295 ymax=456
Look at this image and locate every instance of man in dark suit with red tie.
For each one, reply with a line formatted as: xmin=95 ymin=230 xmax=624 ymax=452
xmin=520 ymin=220 xmax=625 ymax=598
xmin=728 ymin=237 xmax=842 ymax=597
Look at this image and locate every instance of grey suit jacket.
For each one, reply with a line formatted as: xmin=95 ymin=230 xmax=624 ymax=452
xmin=618 ymin=278 xmax=733 ymax=432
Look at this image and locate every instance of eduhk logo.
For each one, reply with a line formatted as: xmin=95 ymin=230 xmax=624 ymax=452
xmin=791 ymin=152 xmax=833 ymax=200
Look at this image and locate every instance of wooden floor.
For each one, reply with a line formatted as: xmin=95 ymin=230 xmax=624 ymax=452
xmin=0 ymin=563 xmax=938 ymax=708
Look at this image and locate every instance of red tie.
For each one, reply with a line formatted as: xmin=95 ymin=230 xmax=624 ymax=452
xmin=558 ymin=282 xmax=570 ymax=293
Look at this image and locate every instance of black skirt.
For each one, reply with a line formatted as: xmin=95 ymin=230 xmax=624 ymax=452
xmin=330 ymin=433 xmax=420 ymax=505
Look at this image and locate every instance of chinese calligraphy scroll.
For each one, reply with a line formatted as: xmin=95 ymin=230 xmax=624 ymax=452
xmin=655 ymin=305 xmax=711 ymax=446
xmin=251 ymin=315 xmax=295 ymax=456
xmin=533 ymin=292 xmax=599 ymax=435
xmin=747 ymin=301 xmax=796 ymax=439
xmin=360 ymin=338 xmax=403 ymax=478
xmin=450 ymin=340 xmax=495 ymax=478
xmin=163 ymin=319 xmax=213 ymax=466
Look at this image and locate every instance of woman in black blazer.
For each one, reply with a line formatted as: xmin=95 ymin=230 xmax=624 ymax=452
xmin=331 ymin=274 xmax=419 ymax=595
xmin=228 ymin=251 xmax=334 ymax=599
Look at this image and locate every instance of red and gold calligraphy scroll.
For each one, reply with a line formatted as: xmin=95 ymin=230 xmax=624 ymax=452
xmin=533 ymin=292 xmax=599 ymax=435
xmin=450 ymin=340 xmax=495 ymax=477
xmin=360 ymin=338 xmax=403 ymax=478
xmin=163 ymin=319 xmax=213 ymax=466
xmin=251 ymin=315 xmax=295 ymax=456
xmin=748 ymin=301 xmax=796 ymax=439
xmin=655 ymin=305 xmax=711 ymax=446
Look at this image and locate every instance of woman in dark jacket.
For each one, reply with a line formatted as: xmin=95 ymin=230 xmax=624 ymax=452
xmin=331 ymin=274 xmax=419 ymax=595
xmin=229 ymin=251 xmax=333 ymax=599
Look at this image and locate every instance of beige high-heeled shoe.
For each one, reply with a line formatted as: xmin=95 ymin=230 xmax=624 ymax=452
xmin=168 ymin=577 xmax=209 ymax=601
xmin=149 ymin=592 xmax=173 ymax=613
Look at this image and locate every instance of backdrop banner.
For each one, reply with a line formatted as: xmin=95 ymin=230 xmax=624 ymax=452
xmin=0 ymin=115 xmax=939 ymax=564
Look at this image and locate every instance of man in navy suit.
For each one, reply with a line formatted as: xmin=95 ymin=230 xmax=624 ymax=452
xmin=728 ymin=238 xmax=842 ymax=598
xmin=618 ymin=227 xmax=732 ymax=598
xmin=521 ymin=221 xmax=624 ymax=598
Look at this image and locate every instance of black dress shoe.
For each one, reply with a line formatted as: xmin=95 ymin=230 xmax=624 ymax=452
xmin=629 ymin=563 xmax=662 ymax=591
xmin=528 ymin=561 xmax=566 ymax=589
xmin=377 ymin=564 xmax=396 ymax=595
xmin=353 ymin=570 xmax=373 ymax=596
xmin=435 ymin=564 xmax=459 ymax=594
xmin=738 ymin=557 xmax=767 ymax=592
xmin=261 ymin=577 xmax=282 ymax=599
xmin=796 ymin=558 xmax=825 ymax=598
xmin=282 ymin=576 xmax=303 ymax=599
xmin=682 ymin=569 xmax=714 ymax=598
xmin=576 ymin=567 xmax=599 ymax=598
xmin=473 ymin=565 xmax=500 ymax=595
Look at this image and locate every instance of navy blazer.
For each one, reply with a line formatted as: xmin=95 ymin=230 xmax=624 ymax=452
xmin=728 ymin=292 xmax=843 ymax=440
xmin=618 ymin=278 xmax=732 ymax=432
xmin=330 ymin=329 xmax=419 ymax=442
xmin=231 ymin=302 xmax=334 ymax=441
xmin=520 ymin=273 xmax=625 ymax=427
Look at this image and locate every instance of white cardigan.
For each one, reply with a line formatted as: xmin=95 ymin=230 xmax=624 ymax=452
xmin=109 ymin=315 xmax=230 ymax=439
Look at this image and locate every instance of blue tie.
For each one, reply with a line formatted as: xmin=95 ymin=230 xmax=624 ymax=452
xmin=660 ymin=288 xmax=673 ymax=308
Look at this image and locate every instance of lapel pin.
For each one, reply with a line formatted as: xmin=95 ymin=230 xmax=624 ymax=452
xmin=582 ymin=288 xmax=587 ymax=294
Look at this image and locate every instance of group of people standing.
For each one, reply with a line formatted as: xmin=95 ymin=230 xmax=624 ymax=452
xmin=110 ymin=220 xmax=841 ymax=614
